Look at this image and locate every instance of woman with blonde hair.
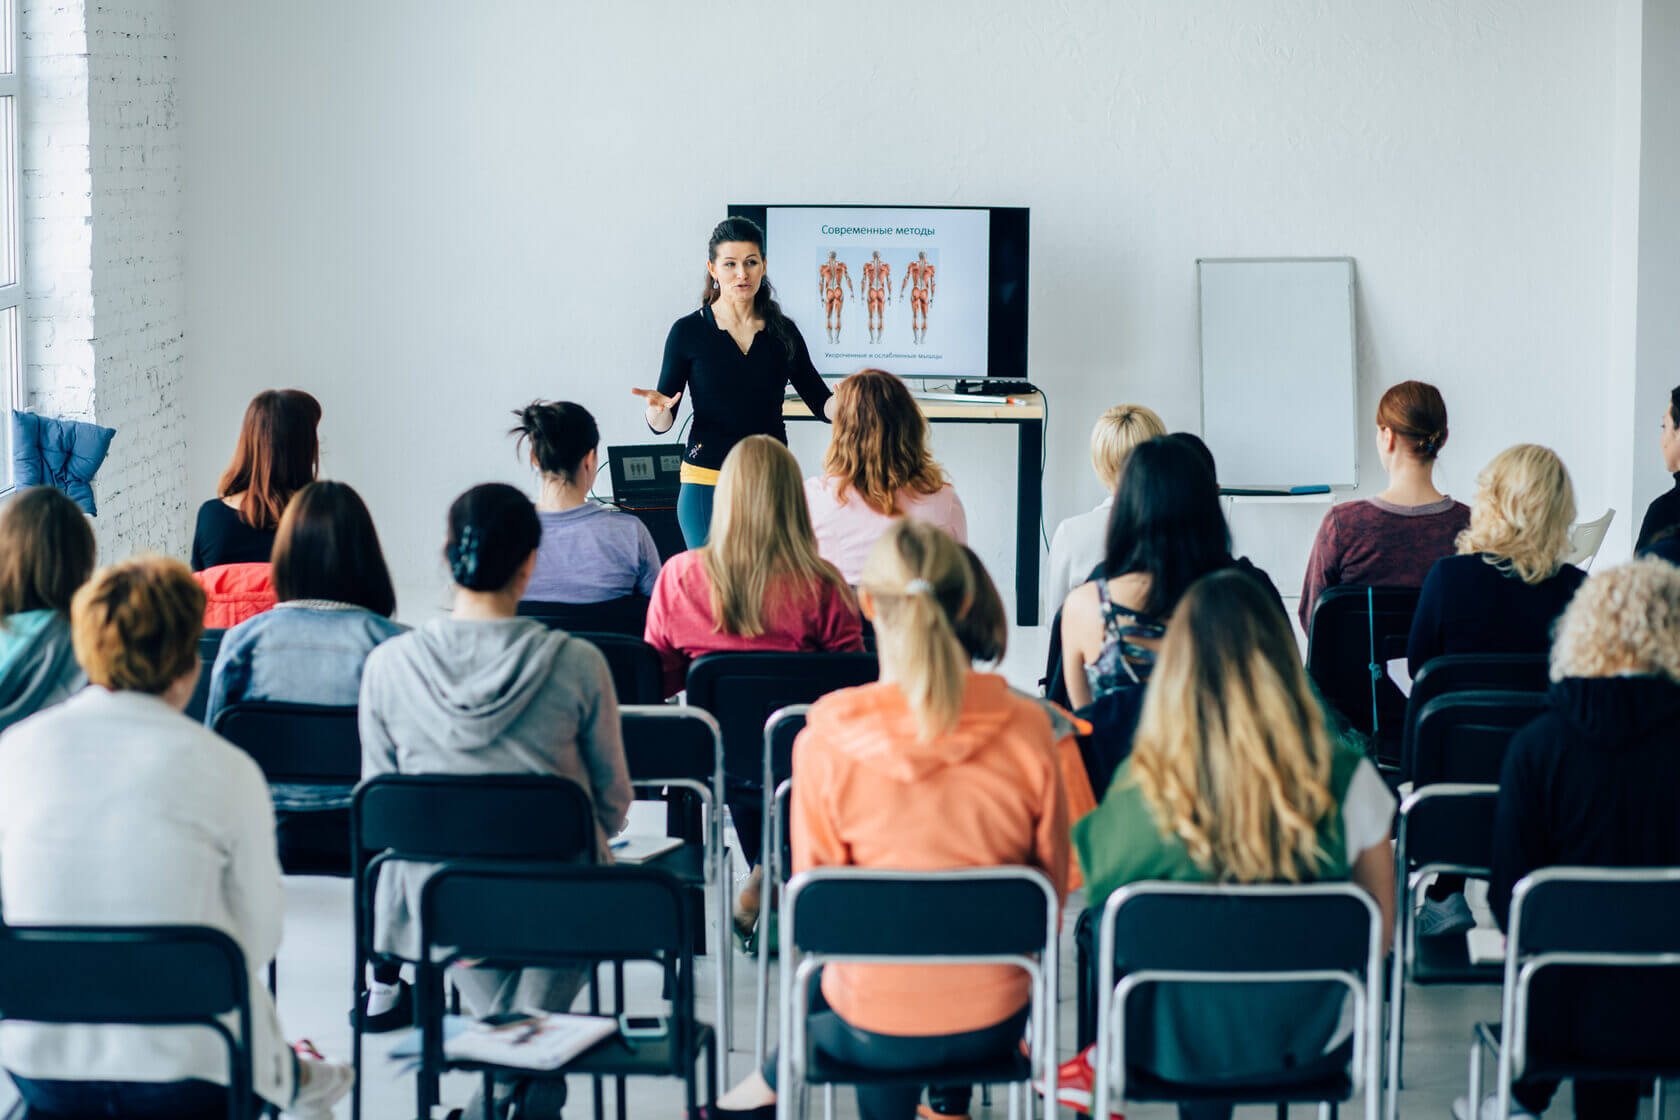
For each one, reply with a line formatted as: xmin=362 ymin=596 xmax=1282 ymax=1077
xmin=1405 ymin=445 xmax=1584 ymax=937
xmin=1055 ymin=569 xmax=1394 ymax=1120
xmin=1045 ymin=403 xmax=1166 ymax=618
xmin=702 ymin=520 xmax=1067 ymax=1120
xmin=644 ymin=435 xmax=863 ymax=938
xmin=804 ymin=368 xmax=966 ymax=583
xmin=1472 ymin=558 xmax=1680 ymax=1120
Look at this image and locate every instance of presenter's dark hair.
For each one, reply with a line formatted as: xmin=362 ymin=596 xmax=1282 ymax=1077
xmin=1669 ymin=385 xmax=1680 ymax=427
xmin=272 ymin=481 xmax=397 ymax=617
xmin=445 ymin=483 xmax=541 ymax=593
xmin=512 ymin=400 xmax=599 ymax=485
xmin=218 ymin=389 xmax=322 ymax=531
xmin=0 ymin=487 xmax=95 ymax=618
xmin=701 ymin=216 xmax=796 ymax=358
xmin=1102 ymin=437 xmax=1231 ymax=619
xmin=1376 ymin=380 xmax=1449 ymax=461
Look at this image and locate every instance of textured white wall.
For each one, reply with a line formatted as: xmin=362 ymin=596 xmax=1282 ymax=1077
xmin=178 ymin=0 xmax=1626 ymax=651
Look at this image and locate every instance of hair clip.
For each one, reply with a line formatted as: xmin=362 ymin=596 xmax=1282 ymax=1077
xmin=904 ymin=578 xmax=933 ymax=595
xmin=450 ymin=526 xmax=481 ymax=585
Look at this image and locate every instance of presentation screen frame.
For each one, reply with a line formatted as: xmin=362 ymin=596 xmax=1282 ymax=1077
xmin=728 ymin=203 xmax=1029 ymax=380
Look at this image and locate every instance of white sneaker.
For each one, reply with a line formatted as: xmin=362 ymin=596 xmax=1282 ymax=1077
xmin=1417 ymin=893 xmax=1475 ymax=938
xmin=1452 ymin=1092 xmax=1537 ymax=1120
xmin=287 ymin=1058 xmax=354 ymax=1120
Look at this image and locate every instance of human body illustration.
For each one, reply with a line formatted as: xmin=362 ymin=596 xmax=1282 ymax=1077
xmin=818 ymin=251 xmax=854 ymax=343
xmin=860 ymin=251 xmax=892 ymax=343
xmin=901 ymin=251 xmax=936 ymax=344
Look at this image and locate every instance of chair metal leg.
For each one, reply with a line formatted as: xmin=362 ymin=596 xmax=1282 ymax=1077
xmin=1318 ymin=1103 xmax=1334 ymax=1120
xmin=1384 ymin=933 xmax=1406 ymax=1120
xmin=1467 ymin=1032 xmax=1483 ymax=1120
xmin=983 ymin=1084 xmax=993 ymax=1108
xmin=482 ymin=1072 xmax=495 ymax=1120
xmin=1655 ymin=1079 xmax=1667 ymax=1120
xmin=1007 ymin=1081 xmax=1022 ymax=1120
xmin=822 ymin=1083 xmax=835 ymax=1120
xmin=1276 ymin=1105 xmax=1288 ymax=1120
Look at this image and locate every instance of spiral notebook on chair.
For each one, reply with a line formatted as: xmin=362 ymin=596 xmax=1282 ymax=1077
xmin=390 ymin=1011 xmax=617 ymax=1071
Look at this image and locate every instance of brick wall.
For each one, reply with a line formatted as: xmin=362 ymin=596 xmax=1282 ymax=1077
xmin=21 ymin=0 xmax=186 ymax=559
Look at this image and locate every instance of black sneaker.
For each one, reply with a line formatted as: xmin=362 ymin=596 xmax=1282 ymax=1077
xmin=355 ymin=979 xmax=414 ymax=1033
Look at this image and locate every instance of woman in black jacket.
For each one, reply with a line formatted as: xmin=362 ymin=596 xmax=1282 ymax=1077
xmin=1473 ymin=558 xmax=1680 ymax=1120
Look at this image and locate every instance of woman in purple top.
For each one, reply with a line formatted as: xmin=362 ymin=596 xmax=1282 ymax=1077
xmin=1299 ymin=381 xmax=1470 ymax=632
xmin=511 ymin=401 xmax=662 ymax=605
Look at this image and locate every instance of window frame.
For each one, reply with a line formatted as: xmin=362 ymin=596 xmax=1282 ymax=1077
xmin=0 ymin=0 xmax=23 ymax=484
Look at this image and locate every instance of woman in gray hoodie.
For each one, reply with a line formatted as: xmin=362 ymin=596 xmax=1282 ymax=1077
xmin=358 ymin=483 xmax=633 ymax=1073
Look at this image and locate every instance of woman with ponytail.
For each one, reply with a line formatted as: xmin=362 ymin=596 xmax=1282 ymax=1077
xmin=357 ymin=484 xmax=632 ymax=1072
xmin=631 ymin=216 xmax=837 ymax=548
xmin=1051 ymin=569 xmax=1394 ymax=1120
xmin=511 ymin=400 xmax=662 ymax=604
xmin=703 ymin=520 xmax=1068 ymax=1120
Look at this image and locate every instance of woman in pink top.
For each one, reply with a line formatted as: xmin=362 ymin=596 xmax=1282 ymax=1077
xmin=804 ymin=368 xmax=967 ymax=583
xmin=645 ymin=435 xmax=863 ymax=697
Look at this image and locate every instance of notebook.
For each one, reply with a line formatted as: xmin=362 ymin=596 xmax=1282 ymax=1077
xmin=390 ymin=1011 xmax=617 ymax=1071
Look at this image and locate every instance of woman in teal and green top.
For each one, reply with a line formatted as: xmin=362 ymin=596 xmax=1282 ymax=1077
xmin=0 ymin=487 xmax=94 ymax=732
xmin=1057 ymin=568 xmax=1396 ymax=1120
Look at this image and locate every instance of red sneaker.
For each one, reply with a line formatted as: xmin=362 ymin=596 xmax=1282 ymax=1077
xmin=1035 ymin=1044 xmax=1125 ymax=1119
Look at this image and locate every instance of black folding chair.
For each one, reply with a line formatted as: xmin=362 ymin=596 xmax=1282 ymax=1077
xmin=184 ymin=627 xmax=227 ymax=724
xmin=1407 ymin=691 xmax=1548 ymax=787
xmin=753 ymin=704 xmax=810 ymax=1070
xmin=686 ymin=652 xmax=877 ymax=865
xmin=1469 ymin=867 xmax=1680 ymax=1120
xmin=518 ymin=595 xmax=650 ymax=637
xmin=573 ymin=632 xmax=664 ymax=706
xmin=348 ymin=774 xmax=597 ymax=1120
xmin=1306 ymin=586 xmax=1421 ymax=769
xmin=417 ymin=862 xmax=717 ymax=1120
xmin=778 ymin=868 xmax=1059 ymax=1119
xmin=1093 ymin=882 xmax=1383 ymax=1120
xmin=619 ymin=705 xmax=730 ymax=1082
xmin=0 ymin=924 xmax=258 ymax=1120
xmin=1400 ymin=657 xmax=1549 ymax=781
xmin=213 ymin=701 xmax=361 ymax=878
xmin=1385 ymin=784 xmax=1500 ymax=1120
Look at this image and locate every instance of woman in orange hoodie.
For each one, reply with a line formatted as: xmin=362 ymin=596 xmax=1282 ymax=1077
xmin=704 ymin=521 xmax=1069 ymax=1120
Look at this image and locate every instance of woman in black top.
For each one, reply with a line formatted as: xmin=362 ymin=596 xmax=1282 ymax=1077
xmin=632 ymin=217 xmax=834 ymax=548
xmin=191 ymin=389 xmax=321 ymax=570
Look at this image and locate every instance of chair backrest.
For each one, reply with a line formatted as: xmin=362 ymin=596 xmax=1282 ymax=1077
xmin=572 ymin=632 xmax=664 ymax=706
xmin=0 ymin=924 xmax=254 ymax=1117
xmin=1305 ymin=586 xmax=1421 ymax=760
xmin=350 ymin=773 xmax=597 ymax=868
xmin=519 ymin=594 xmax=650 ymax=637
xmin=212 ymin=701 xmax=361 ymax=784
xmin=1407 ymin=690 xmax=1547 ymax=786
xmin=1401 ymin=654 xmax=1548 ymax=777
xmin=184 ymin=627 xmax=227 ymax=724
xmin=784 ymin=867 xmax=1057 ymax=960
xmin=687 ymin=652 xmax=878 ymax=784
xmin=762 ymin=704 xmax=810 ymax=794
xmin=1562 ymin=508 xmax=1615 ymax=569
xmin=620 ymin=705 xmax=722 ymax=790
xmin=1396 ymin=784 xmax=1500 ymax=879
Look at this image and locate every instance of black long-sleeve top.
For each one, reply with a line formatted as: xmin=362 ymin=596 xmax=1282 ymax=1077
xmin=1635 ymin=473 xmax=1680 ymax=551
xmin=191 ymin=498 xmax=277 ymax=571
xmin=1405 ymin=554 xmax=1584 ymax=678
xmin=654 ymin=307 xmax=831 ymax=472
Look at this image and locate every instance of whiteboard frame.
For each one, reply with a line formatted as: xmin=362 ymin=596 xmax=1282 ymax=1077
xmin=1196 ymin=256 xmax=1359 ymax=490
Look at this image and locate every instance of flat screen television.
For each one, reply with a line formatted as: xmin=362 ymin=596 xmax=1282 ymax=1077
xmin=727 ymin=204 xmax=1028 ymax=380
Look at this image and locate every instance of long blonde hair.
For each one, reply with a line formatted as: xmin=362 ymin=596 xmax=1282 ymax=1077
xmin=822 ymin=369 xmax=947 ymax=515
xmin=1129 ymin=569 xmax=1337 ymax=882
xmin=703 ymin=436 xmax=852 ymax=637
xmin=859 ymin=521 xmax=974 ymax=741
xmin=1456 ymin=444 xmax=1576 ymax=585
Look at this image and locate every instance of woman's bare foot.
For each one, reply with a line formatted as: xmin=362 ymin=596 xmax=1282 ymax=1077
xmin=732 ymin=865 xmax=765 ymax=936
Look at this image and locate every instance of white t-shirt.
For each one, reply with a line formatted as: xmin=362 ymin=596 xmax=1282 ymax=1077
xmin=1341 ymin=757 xmax=1397 ymax=865
xmin=1045 ymin=499 xmax=1111 ymax=621
xmin=804 ymin=475 xmax=968 ymax=584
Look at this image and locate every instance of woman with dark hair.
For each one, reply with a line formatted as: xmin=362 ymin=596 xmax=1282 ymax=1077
xmin=1060 ymin=437 xmax=1234 ymax=710
xmin=1300 ymin=380 xmax=1468 ymax=630
xmin=512 ymin=400 xmax=661 ymax=604
xmin=632 ymin=216 xmax=837 ymax=548
xmin=191 ymin=389 xmax=322 ymax=571
xmin=358 ymin=483 xmax=632 ymax=1086
xmin=805 ymin=368 xmax=966 ymax=583
xmin=0 ymin=487 xmax=95 ymax=730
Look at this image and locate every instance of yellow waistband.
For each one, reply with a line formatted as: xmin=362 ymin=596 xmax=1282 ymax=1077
xmin=679 ymin=464 xmax=720 ymax=486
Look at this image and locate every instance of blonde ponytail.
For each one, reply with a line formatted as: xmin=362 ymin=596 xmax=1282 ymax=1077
xmin=859 ymin=521 xmax=973 ymax=740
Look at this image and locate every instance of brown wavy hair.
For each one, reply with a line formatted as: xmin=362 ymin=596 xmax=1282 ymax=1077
xmin=217 ymin=389 xmax=322 ymax=530
xmin=822 ymin=369 xmax=947 ymax=515
xmin=71 ymin=556 xmax=205 ymax=694
xmin=1375 ymin=380 xmax=1449 ymax=461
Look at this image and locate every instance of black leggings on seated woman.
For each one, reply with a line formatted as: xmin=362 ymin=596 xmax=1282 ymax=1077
xmin=760 ymin=974 xmax=1029 ymax=1120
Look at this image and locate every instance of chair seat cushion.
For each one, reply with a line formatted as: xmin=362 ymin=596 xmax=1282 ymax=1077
xmin=1412 ymin=933 xmax=1502 ymax=985
xmin=1121 ymin=1065 xmax=1352 ymax=1104
xmin=805 ymin=1048 xmax=1029 ymax=1088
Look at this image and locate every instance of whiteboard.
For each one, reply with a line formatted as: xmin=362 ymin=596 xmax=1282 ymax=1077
xmin=1198 ymin=258 xmax=1358 ymax=489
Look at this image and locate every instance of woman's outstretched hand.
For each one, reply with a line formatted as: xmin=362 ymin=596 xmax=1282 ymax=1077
xmin=632 ymin=387 xmax=680 ymax=433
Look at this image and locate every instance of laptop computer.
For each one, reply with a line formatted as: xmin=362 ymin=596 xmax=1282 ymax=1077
xmin=606 ymin=444 xmax=684 ymax=507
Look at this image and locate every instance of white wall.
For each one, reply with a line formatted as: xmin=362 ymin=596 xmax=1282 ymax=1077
xmin=178 ymin=0 xmax=1626 ymax=647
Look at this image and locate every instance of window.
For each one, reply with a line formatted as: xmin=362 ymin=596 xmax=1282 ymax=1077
xmin=0 ymin=0 xmax=19 ymax=479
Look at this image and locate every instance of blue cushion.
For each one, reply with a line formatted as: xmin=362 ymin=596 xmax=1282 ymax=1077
xmin=11 ymin=410 xmax=117 ymax=515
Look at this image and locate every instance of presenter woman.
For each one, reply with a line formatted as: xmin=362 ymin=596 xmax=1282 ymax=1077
xmin=632 ymin=217 xmax=836 ymax=548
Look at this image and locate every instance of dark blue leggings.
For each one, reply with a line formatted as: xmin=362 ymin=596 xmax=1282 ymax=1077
xmin=676 ymin=482 xmax=714 ymax=549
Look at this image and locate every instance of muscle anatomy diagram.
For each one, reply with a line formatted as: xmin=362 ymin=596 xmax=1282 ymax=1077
xmin=859 ymin=251 xmax=892 ymax=343
xmin=900 ymin=251 xmax=936 ymax=344
xmin=818 ymin=251 xmax=854 ymax=343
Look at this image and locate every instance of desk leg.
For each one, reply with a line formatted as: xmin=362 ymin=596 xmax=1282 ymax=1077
xmin=1016 ymin=418 xmax=1043 ymax=627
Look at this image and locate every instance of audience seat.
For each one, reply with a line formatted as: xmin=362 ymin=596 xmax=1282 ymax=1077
xmin=184 ymin=627 xmax=226 ymax=724
xmin=518 ymin=594 xmax=650 ymax=637
xmin=571 ymin=631 xmax=664 ymax=706
xmin=1400 ymin=654 xmax=1548 ymax=781
xmin=1306 ymin=586 xmax=1421 ymax=770
xmin=1407 ymin=690 xmax=1548 ymax=788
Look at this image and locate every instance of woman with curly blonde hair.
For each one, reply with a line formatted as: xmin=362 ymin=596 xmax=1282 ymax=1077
xmin=804 ymin=369 xmax=966 ymax=583
xmin=1475 ymin=558 xmax=1680 ymax=1120
xmin=1062 ymin=569 xmax=1394 ymax=1119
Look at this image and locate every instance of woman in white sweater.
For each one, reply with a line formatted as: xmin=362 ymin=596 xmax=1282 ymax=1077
xmin=0 ymin=557 xmax=351 ymax=1119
